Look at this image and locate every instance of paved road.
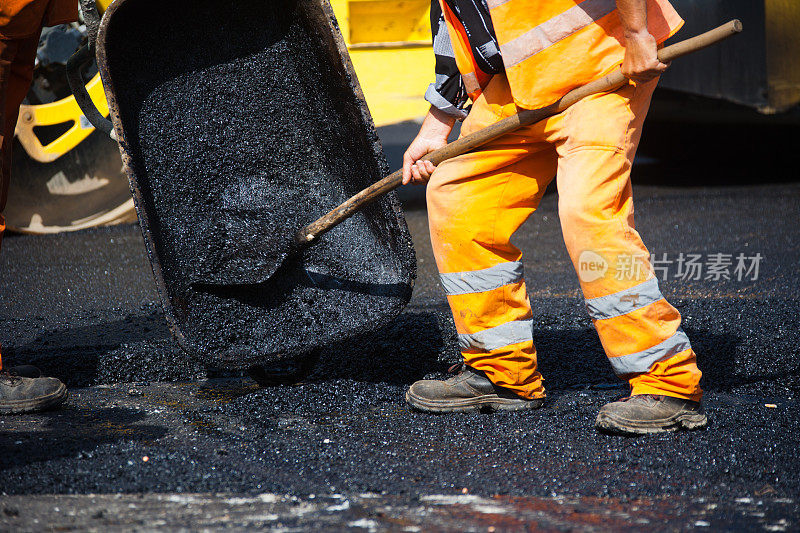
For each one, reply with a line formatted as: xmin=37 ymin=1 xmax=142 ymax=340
xmin=1 ymin=120 xmax=799 ymax=530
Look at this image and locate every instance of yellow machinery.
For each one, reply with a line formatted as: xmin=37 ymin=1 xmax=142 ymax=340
xmin=7 ymin=0 xmax=136 ymax=233
xmin=7 ymin=0 xmax=433 ymax=233
xmin=330 ymin=0 xmax=433 ymax=126
xmin=15 ymin=52 xmax=109 ymax=164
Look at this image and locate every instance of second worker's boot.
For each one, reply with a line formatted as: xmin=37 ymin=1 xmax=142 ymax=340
xmin=406 ymin=364 xmax=544 ymax=413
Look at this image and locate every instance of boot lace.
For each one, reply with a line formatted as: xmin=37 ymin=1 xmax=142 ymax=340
xmin=447 ymin=363 xmax=466 ymax=374
xmin=0 ymin=370 xmax=22 ymax=384
xmin=619 ymin=394 xmax=662 ymax=403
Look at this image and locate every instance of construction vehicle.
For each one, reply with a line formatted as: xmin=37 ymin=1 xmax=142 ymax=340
xmin=6 ymin=0 xmax=137 ymax=233
xmin=6 ymin=0 xmax=798 ymax=234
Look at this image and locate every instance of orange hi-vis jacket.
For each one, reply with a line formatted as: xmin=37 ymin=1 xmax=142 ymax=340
xmin=440 ymin=0 xmax=684 ymax=110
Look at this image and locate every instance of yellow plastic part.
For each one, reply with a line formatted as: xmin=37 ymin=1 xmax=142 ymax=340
xmin=13 ymin=0 xmax=115 ymax=163
xmin=330 ymin=0 xmax=433 ymax=126
xmin=344 ymin=0 xmax=431 ymax=46
xmin=15 ymin=74 xmax=109 ymax=163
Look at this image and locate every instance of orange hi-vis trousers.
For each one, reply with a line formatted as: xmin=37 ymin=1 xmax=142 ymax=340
xmin=427 ymin=73 xmax=702 ymax=402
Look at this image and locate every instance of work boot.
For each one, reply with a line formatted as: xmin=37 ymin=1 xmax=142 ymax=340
xmin=406 ymin=364 xmax=544 ymax=413
xmin=0 ymin=371 xmax=68 ymax=415
xmin=595 ymin=394 xmax=707 ymax=435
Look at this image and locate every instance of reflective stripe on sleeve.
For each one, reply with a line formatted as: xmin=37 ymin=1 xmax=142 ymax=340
xmin=433 ymin=16 xmax=456 ymax=57
xmin=462 ymin=71 xmax=481 ymax=94
xmin=608 ymin=329 xmax=692 ymax=375
xmin=499 ymin=0 xmax=616 ymax=68
xmin=584 ymin=277 xmax=665 ymax=321
xmin=440 ymin=261 xmax=524 ymax=296
xmin=458 ymin=319 xmax=534 ymax=352
xmin=486 ymin=0 xmax=512 ymax=9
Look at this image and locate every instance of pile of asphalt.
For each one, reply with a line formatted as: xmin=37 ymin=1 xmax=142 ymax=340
xmin=102 ymin=0 xmax=414 ymax=369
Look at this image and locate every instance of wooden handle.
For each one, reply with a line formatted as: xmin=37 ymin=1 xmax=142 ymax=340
xmin=297 ymin=19 xmax=742 ymax=245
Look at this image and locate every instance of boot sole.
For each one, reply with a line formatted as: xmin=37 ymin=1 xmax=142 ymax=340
xmin=405 ymin=389 xmax=544 ymax=414
xmin=595 ymin=410 xmax=708 ymax=435
xmin=0 ymin=384 xmax=68 ymax=415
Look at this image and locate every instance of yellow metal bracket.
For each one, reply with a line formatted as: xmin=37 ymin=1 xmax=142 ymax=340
xmin=14 ymin=73 xmax=110 ymax=163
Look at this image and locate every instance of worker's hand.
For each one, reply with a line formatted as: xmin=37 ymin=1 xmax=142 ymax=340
xmin=402 ymin=106 xmax=456 ymax=185
xmin=403 ymin=138 xmax=444 ymax=185
xmin=621 ymin=30 xmax=669 ymax=83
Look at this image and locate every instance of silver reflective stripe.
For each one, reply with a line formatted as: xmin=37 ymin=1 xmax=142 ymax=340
xmin=608 ymin=329 xmax=692 ymax=375
xmin=462 ymin=71 xmax=481 ymax=93
xmin=585 ymin=278 xmax=665 ymax=321
xmin=486 ymin=0 xmax=511 ymax=8
xmin=458 ymin=319 xmax=534 ymax=352
xmin=500 ymin=0 xmax=616 ymax=68
xmin=440 ymin=261 xmax=524 ymax=296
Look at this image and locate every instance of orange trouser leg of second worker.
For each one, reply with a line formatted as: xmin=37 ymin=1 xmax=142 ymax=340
xmin=427 ymin=74 xmax=703 ymax=401
xmin=1 ymin=33 xmax=39 ymax=246
xmin=0 ymin=32 xmax=43 ymax=369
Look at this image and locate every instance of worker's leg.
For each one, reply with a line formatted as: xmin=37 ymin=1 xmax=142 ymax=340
xmin=553 ymin=79 xmax=703 ymax=402
xmin=0 ymin=38 xmax=17 ymax=254
xmin=0 ymin=31 xmax=42 ymax=372
xmin=0 ymin=23 xmax=67 ymax=415
xmin=1 ymin=31 xmax=39 ymax=250
xmin=424 ymin=75 xmax=557 ymax=400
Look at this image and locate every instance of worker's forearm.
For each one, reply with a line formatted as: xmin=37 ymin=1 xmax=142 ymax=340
xmin=616 ymin=0 xmax=650 ymax=38
xmin=418 ymin=105 xmax=457 ymax=142
xmin=616 ymin=0 xmax=668 ymax=81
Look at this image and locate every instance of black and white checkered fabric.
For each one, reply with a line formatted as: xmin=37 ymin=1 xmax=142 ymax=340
xmin=426 ymin=0 xmax=504 ymax=119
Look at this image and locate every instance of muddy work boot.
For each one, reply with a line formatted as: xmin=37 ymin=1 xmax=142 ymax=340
xmin=406 ymin=364 xmax=544 ymax=413
xmin=595 ymin=394 xmax=707 ymax=435
xmin=0 ymin=371 xmax=68 ymax=415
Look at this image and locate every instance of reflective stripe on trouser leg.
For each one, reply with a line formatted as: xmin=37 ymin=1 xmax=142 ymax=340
xmin=440 ymin=261 xmax=524 ymax=296
xmin=427 ymin=75 xmax=557 ymax=399
xmin=556 ymin=79 xmax=702 ymax=401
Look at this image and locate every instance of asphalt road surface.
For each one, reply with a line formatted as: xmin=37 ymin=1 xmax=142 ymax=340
xmin=1 ymin=119 xmax=799 ymax=531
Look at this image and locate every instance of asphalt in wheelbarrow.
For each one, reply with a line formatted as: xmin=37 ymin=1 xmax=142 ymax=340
xmin=102 ymin=0 xmax=415 ymax=369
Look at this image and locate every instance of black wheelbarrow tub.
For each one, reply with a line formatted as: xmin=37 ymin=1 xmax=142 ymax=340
xmin=95 ymin=0 xmax=416 ymax=369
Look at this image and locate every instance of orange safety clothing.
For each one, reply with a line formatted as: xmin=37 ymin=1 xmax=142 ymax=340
xmin=439 ymin=0 xmax=682 ymax=109
xmin=427 ymin=73 xmax=703 ymax=401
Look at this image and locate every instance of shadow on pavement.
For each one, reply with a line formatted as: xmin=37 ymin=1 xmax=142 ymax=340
xmin=636 ymin=120 xmax=800 ymax=187
xmin=0 ymin=406 xmax=168 ymax=471
xmin=3 ymin=311 xmax=200 ymax=388
xmin=309 ymin=311 xmax=447 ymax=385
xmin=5 ymin=307 xmax=781 ymax=395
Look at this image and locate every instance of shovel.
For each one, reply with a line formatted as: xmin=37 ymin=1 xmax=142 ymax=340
xmin=66 ymin=6 xmax=740 ymax=374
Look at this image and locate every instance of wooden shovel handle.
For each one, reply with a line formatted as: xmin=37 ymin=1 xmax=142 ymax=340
xmin=297 ymin=19 xmax=742 ymax=245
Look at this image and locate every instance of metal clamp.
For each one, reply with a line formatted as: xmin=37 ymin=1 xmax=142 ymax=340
xmin=66 ymin=0 xmax=116 ymax=140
